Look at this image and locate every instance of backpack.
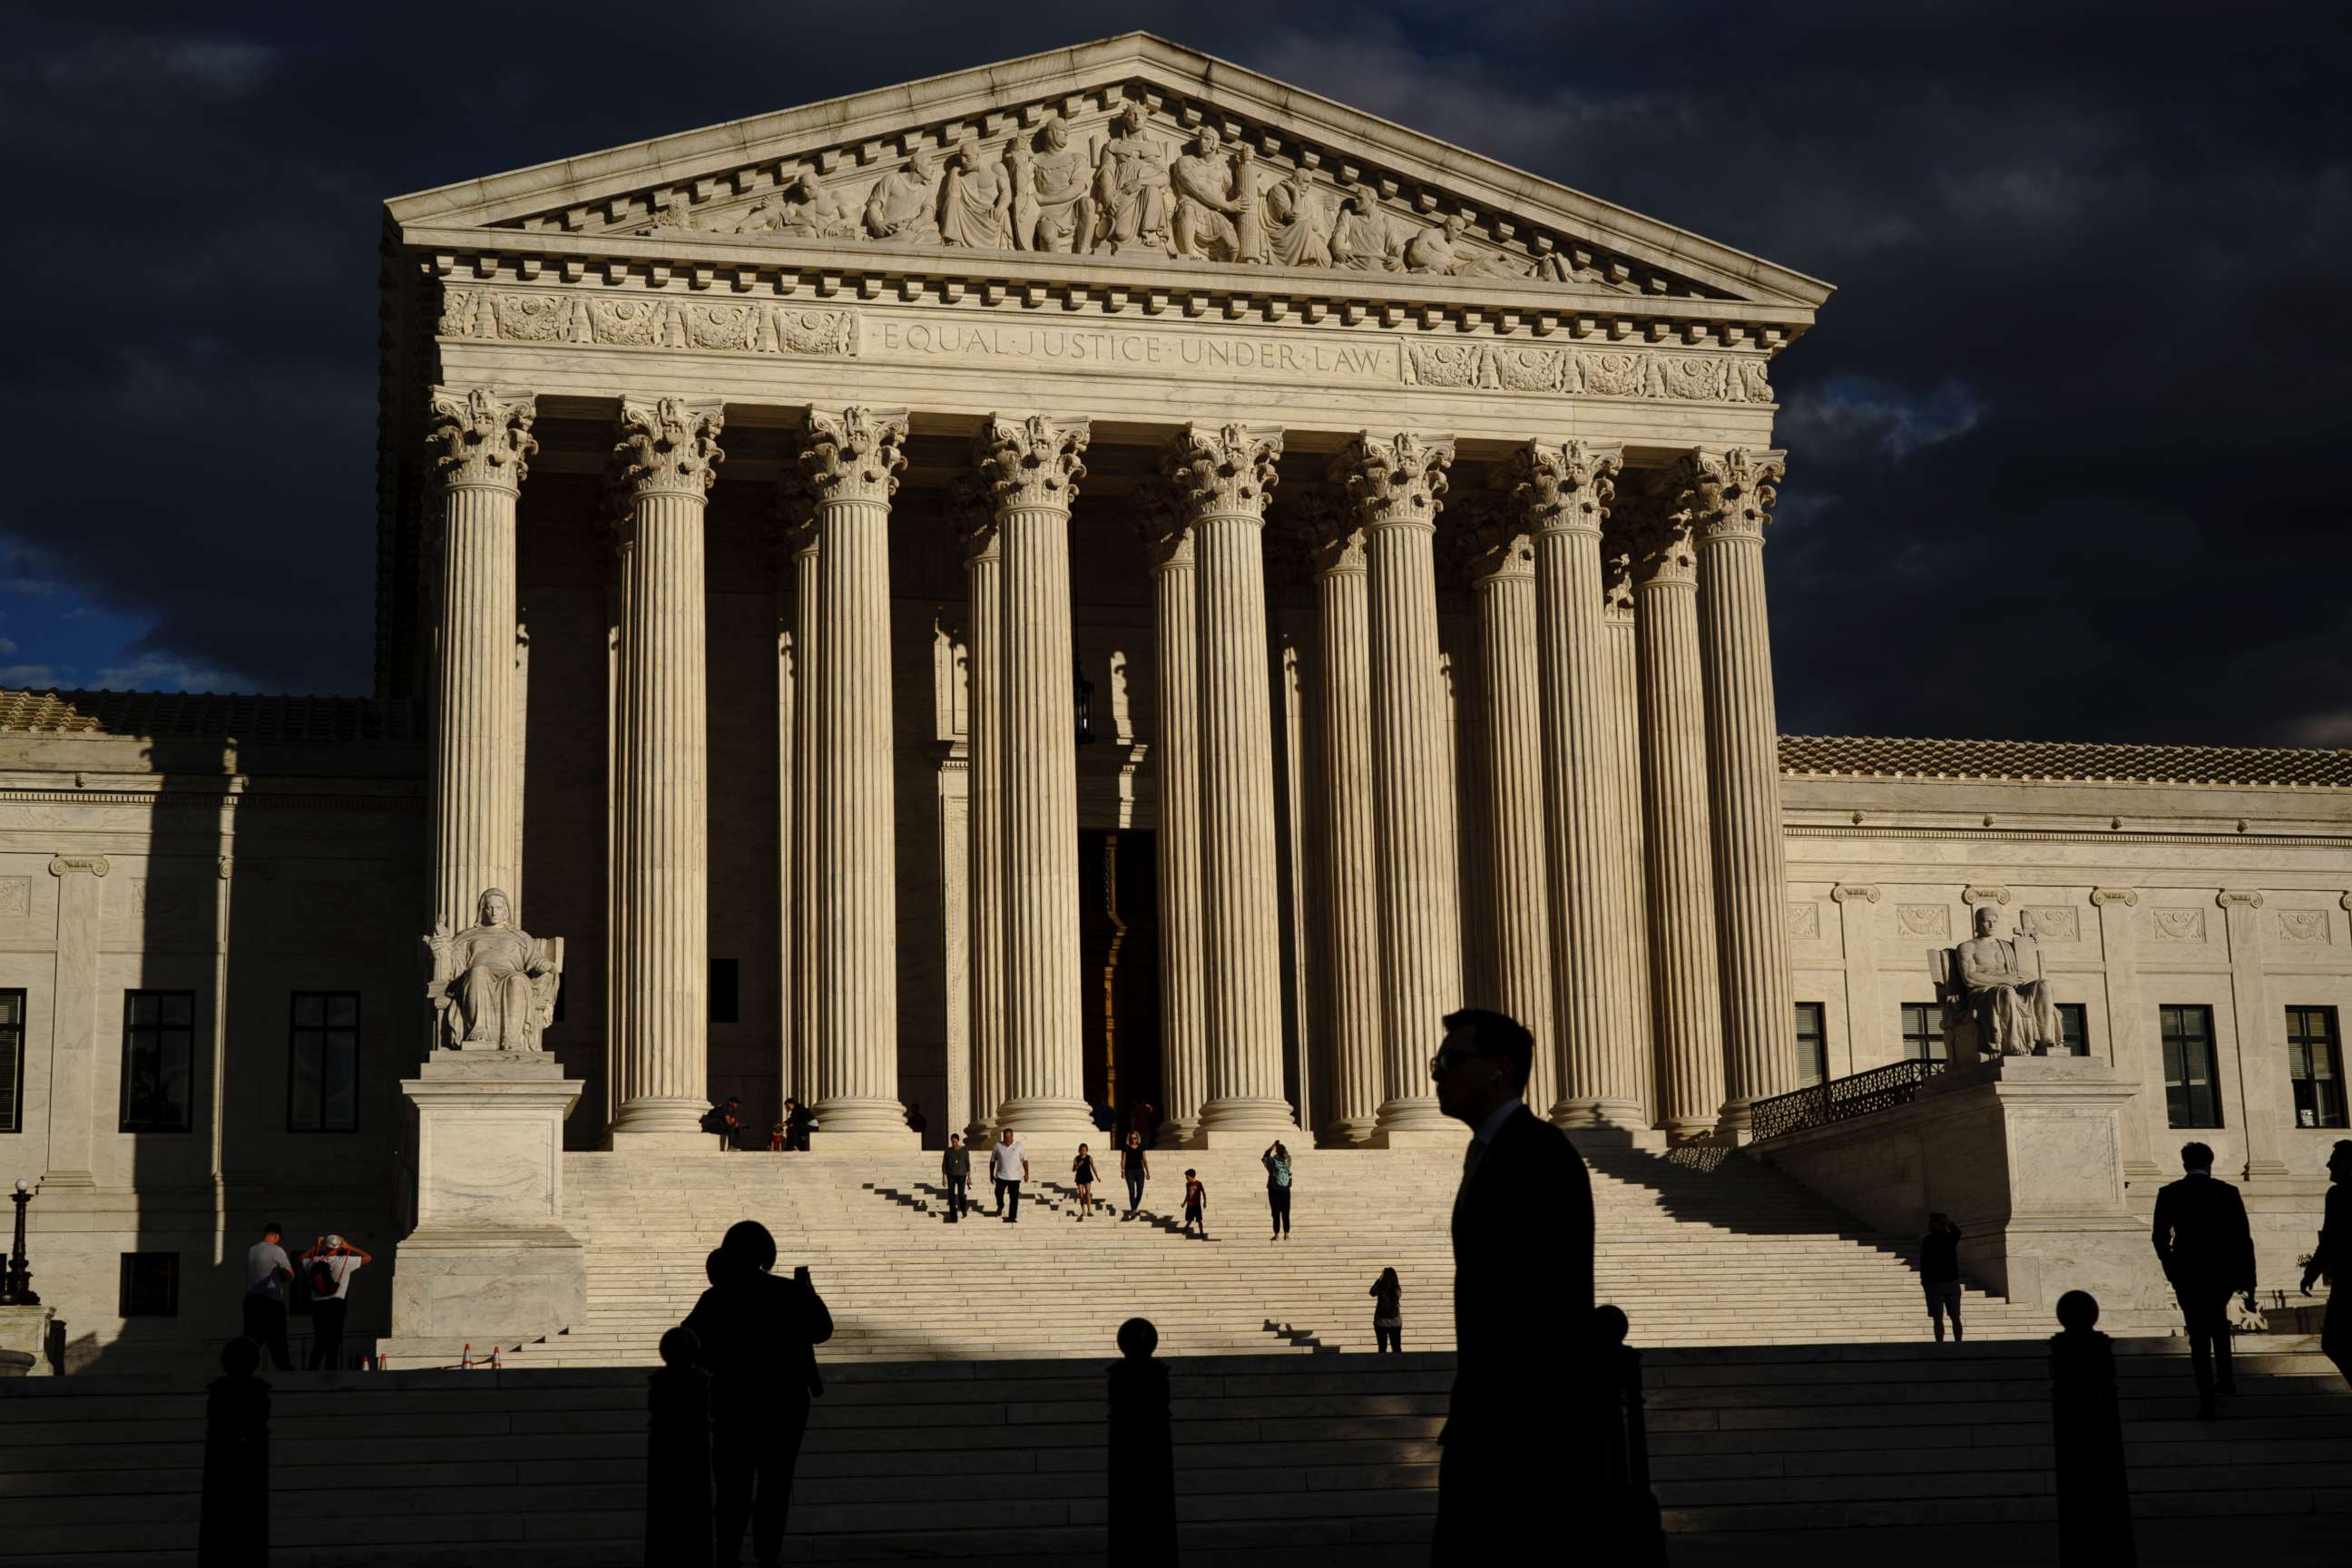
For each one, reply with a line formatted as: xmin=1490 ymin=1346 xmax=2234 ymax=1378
xmin=309 ymin=1258 xmax=340 ymax=1298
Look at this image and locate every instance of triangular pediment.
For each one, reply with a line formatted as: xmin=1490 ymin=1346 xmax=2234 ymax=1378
xmin=387 ymin=34 xmax=1829 ymax=313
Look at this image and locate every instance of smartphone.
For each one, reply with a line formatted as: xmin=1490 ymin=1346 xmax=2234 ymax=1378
xmin=793 ymin=1264 xmax=810 ymax=1284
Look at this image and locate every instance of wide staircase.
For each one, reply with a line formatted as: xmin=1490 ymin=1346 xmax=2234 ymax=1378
xmin=486 ymin=1140 xmax=2112 ymax=1369
xmin=5 ymin=1337 xmax=2344 ymax=1564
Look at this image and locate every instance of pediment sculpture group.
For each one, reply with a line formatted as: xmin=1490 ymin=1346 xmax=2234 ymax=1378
xmin=712 ymin=106 xmax=1610 ymax=285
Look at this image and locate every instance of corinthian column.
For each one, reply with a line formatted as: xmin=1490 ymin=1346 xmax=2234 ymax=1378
xmin=1331 ymin=434 xmax=1462 ymax=1144
xmin=1685 ymin=450 xmax=1798 ymax=1137
xmin=607 ymin=395 xmax=722 ymax=1147
xmin=975 ymin=415 xmax=1095 ymax=1138
xmin=800 ymin=407 xmax=916 ymax=1144
xmin=1300 ymin=489 xmax=1382 ymax=1142
xmin=781 ymin=499 xmax=821 ymax=1113
xmin=952 ymin=479 xmax=1009 ymax=1142
xmin=1166 ymin=425 xmax=1298 ymax=1139
xmin=1451 ymin=486 xmax=1555 ymax=1119
xmin=1600 ymin=529 xmax=1655 ymax=1122
xmin=1506 ymin=441 xmax=1645 ymax=1126
xmin=1626 ymin=487 xmax=1727 ymax=1140
xmin=426 ymin=386 xmax=535 ymax=932
xmin=1137 ymin=485 xmax=1209 ymax=1147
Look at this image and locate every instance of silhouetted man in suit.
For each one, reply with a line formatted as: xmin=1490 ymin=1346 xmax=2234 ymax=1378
xmin=2299 ymin=1139 xmax=2352 ymax=1384
xmin=2151 ymin=1141 xmax=2257 ymax=1419
xmin=1429 ymin=1006 xmax=1599 ymax=1560
xmin=682 ymin=1220 xmax=833 ymax=1566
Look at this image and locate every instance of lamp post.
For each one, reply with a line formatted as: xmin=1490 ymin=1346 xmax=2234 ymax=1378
xmin=2 ymin=1178 xmax=36 ymax=1307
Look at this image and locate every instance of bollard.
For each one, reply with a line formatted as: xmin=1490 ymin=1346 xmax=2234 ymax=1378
xmin=646 ymin=1325 xmax=713 ymax=1568
xmin=2050 ymin=1290 xmax=2136 ymax=1567
xmin=197 ymin=1338 xmax=270 ymax=1567
xmin=1107 ymin=1317 xmax=1177 ymax=1566
xmin=1594 ymin=1306 xmax=1668 ymax=1566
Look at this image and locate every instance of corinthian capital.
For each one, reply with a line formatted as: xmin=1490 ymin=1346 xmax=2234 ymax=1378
xmin=1673 ymin=447 xmax=1785 ymax=544
xmin=1329 ymin=431 xmax=1452 ymax=531
xmin=1291 ymin=486 xmax=1365 ymax=577
xmin=1446 ymin=492 xmax=1531 ymax=583
xmin=948 ymin=475 xmax=999 ymax=564
xmin=975 ymin=414 xmax=1089 ymax=514
xmin=612 ymin=396 xmax=725 ymax=507
xmin=428 ymin=386 xmax=538 ymax=493
xmin=1617 ymin=490 xmax=1697 ymax=588
xmin=1497 ymin=439 xmax=1620 ymax=538
xmin=1161 ymin=424 xmax=1283 ymax=520
xmin=800 ymin=407 xmax=909 ymax=506
xmin=1133 ymin=477 xmax=1193 ymax=571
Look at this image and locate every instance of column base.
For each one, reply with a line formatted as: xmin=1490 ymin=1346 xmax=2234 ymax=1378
xmin=1368 ymin=1096 xmax=1455 ymax=1146
xmin=810 ymin=1097 xmax=921 ymax=1139
xmin=1196 ymin=1097 xmax=1298 ymax=1135
xmin=608 ymin=1096 xmax=710 ymax=1146
xmin=993 ymin=1095 xmax=1097 ymax=1141
xmin=1715 ymin=1095 xmax=1761 ymax=1143
xmin=1562 ymin=1125 xmax=1671 ymax=1155
xmin=1318 ymin=1116 xmax=1380 ymax=1147
xmin=1550 ymin=1097 xmax=1647 ymax=1131
xmin=1657 ymin=1117 xmax=1723 ymax=1145
xmin=1153 ymin=1117 xmax=1203 ymax=1151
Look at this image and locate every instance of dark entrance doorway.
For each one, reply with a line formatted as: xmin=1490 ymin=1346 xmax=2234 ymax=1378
xmin=1079 ymin=829 xmax=1161 ymax=1125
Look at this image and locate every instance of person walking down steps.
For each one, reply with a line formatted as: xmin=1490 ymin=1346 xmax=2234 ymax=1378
xmin=992 ymin=1129 xmax=1029 ymax=1222
xmin=1073 ymin=1144 xmax=1101 ymax=1220
xmin=1372 ymin=1267 xmax=1404 ymax=1353
xmin=1120 ymin=1132 xmax=1151 ymax=1220
xmin=1921 ymin=1212 xmax=1965 ymax=1342
xmin=1181 ymin=1169 xmax=1209 ymax=1240
xmin=1263 ymin=1142 xmax=1294 ymax=1240
xmin=941 ymin=1133 xmax=972 ymax=1223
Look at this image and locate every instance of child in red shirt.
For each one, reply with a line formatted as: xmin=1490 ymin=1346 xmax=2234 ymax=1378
xmin=1181 ymin=1170 xmax=1209 ymax=1240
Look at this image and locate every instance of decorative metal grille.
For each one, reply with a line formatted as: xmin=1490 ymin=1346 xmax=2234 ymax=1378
xmin=1751 ymin=1058 xmax=1948 ymax=1141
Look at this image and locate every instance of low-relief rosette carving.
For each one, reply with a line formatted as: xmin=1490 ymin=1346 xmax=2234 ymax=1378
xmin=428 ymin=387 xmax=539 ymax=493
xmin=1330 ymin=432 xmax=1451 ymax=531
xmin=975 ymin=415 xmax=1090 ymax=513
xmin=611 ymin=396 xmax=725 ymax=508
xmin=1162 ymin=424 xmax=1282 ymax=519
xmin=799 ymin=407 xmax=909 ymax=507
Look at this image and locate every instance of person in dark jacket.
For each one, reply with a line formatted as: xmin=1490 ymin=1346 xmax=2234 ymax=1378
xmin=1429 ymin=1007 xmax=1600 ymax=1561
xmin=941 ymin=1133 xmax=972 ymax=1222
xmin=2299 ymin=1139 xmax=2352 ymax=1383
xmin=681 ymin=1220 xmax=834 ymax=1566
xmin=1920 ymin=1213 xmax=1965 ymax=1342
xmin=2151 ymin=1141 xmax=2259 ymax=1418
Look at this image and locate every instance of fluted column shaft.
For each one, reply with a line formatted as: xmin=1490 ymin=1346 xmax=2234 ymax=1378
xmin=1690 ymin=449 xmax=1798 ymax=1136
xmin=802 ymin=408 xmax=914 ymax=1142
xmin=1456 ymin=490 xmax=1556 ymax=1118
xmin=1170 ymin=426 xmax=1297 ymax=1137
xmin=426 ymin=387 xmax=536 ymax=932
xmin=1631 ymin=495 xmax=1726 ymax=1139
xmin=1334 ymin=434 xmax=1461 ymax=1142
xmin=787 ymin=519 xmax=821 ymax=1111
xmin=1601 ymin=537 xmax=1656 ymax=1122
xmin=609 ymin=396 xmax=722 ymax=1144
xmin=1305 ymin=495 xmax=1382 ymax=1142
xmin=1140 ymin=502 xmax=1209 ymax=1146
xmin=1513 ymin=443 xmax=1644 ymax=1125
xmin=978 ymin=416 xmax=1095 ymax=1138
xmin=956 ymin=492 xmax=1011 ymax=1141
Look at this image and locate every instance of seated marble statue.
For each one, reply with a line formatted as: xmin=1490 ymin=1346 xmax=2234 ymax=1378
xmin=426 ymin=887 xmax=561 ymax=1052
xmin=1956 ymin=905 xmax=2060 ymax=1055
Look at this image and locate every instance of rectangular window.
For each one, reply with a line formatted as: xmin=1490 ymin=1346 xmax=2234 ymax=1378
xmin=0 ymin=990 xmax=24 ymax=1134
xmin=118 ymin=1252 xmax=180 ymax=1317
xmin=120 ymin=991 xmax=194 ymax=1132
xmin=2058 ymin=1003 xmax=2089 ymax=1058
xmin=1900 ymin=1003 xmax=1947 ymax=1063
xmin=2287 ymin=1006 xmax=2347 ymax=1130
xmin=2161 ymin=1005 xmax=2222 ymax=1129
xmin=1794 ymin=1003 xmax=1828 ymax=1087
xmin=709 ymin=958 xmax=740 ymax=1025
xmin=288 ymin=992 xmax=360 ymax=1133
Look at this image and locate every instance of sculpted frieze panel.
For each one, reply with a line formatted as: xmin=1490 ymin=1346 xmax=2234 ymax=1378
xmin=437 ymin=288 xmax=858 ymax=358
xmin=1402 ymin=341 xmax=1771 ymax=404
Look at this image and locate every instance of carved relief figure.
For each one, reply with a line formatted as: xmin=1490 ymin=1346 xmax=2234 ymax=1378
xmin=1230 ymin=144 xmax=1267 ymax=263
xmin=735 ymin=173 xmax=858 ymax=240
xmin=426 ymin=888 xmax=562 ymax=1052
xmin=1262 ymin=166 xmax=1335 ymax=268
xmin=1006 ymin=113 xmax=1090 ymax=253
xmin=937 ymin=141 xmax=1012 ymax=249
xmin=1956 ymin=905 xmax=2061 ymax=1055
xmin=864 ymin=145 xmax=942 ymax=243
xmin=1168 ymin=126 xmax=1241 ymax=260
xmin=1090 ymin=103 xmax=1170 ymax=254
xmin=1331 ymin=191 xmax=1399 ymax=271
xmin=1406 ymin=213 xmax=1537 ymax=279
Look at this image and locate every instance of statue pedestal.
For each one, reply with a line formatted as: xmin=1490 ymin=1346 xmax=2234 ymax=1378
xmin=384 ymin=1053 xmax=585 ymax=1361
xmin=0 ymin=1303 xmax=54 ymax=1377
xmin=1757 ymin=1055 xmax=2171 ymax=1317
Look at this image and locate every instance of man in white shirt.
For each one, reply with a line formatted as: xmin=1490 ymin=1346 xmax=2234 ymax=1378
xmin=242 ymin=1221 xmax=294 ymax=1370
xmin=299 ymin=1233 xmax=374 ymax=1372
xmin=990 ymin=1130 xmax=1030 ymax=1223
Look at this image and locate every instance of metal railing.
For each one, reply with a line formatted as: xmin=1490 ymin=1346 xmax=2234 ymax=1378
xmin=1751 ymin=1057 xmax=1947 ymax=1142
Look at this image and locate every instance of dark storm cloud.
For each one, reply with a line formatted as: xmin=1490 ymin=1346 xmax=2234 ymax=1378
xmin=4 ymin=2 xmax=2346 ymax=743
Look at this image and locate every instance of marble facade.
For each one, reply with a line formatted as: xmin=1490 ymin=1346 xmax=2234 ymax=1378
xmin=0 ymin=36 xmax=2347 ymax=1368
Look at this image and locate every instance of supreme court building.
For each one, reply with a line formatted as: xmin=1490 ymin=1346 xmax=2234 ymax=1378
xmin=3 ymin=34 xmax=2347 ymax=1368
